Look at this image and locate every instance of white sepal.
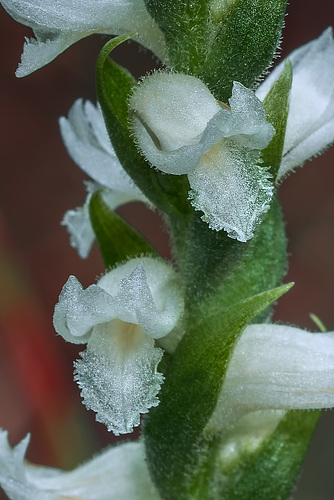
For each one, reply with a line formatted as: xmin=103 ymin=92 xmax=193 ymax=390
xmin=60 ymin=99 xmax=148 ymax=258
xmin=130 ymin=73 xmax=275 ymax=242
xmin=256 ymin=27 xmax=334 ymax=180
xmin=0 ymin=430 xmax=159 ymax=500
xmin=53 ymin=257 xmax=183 ymax=434
xmin=53 ymin=257 xmax=183 ymax=344
xmin=209 ymin=324 xmax=334 ymax=432
xmin=1 ymin=0 xmax=167 ymax=76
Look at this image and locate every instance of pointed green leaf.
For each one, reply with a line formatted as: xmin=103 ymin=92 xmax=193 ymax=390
xmin=96 ymin=36 xmax=191 ymax=217
xmin=89 ymin=190 xmax=157 ymax=269
xmin=144 ymin=0 xmax=287 ymax=101
xmin=144 ymin=282 xmax=293 ymax=500
xmin=262 ymin=59 xmax=293 ymax=180
xmin=221 ymin=409 xmax=321 ymax=500
xmin=171 ymin=195 xmax=287 ymax=323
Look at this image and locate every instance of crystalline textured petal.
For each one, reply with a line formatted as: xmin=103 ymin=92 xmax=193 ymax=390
xmin=53 ymin=257 xmax=183 ymax=343
xmin=188 ymin=140 xmax=273 ymax=242
xmin=74 ymin=321 xmax=164 ymax=435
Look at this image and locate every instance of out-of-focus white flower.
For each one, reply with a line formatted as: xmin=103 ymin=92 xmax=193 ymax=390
xmin=208 ymin=323 xmax=334 ymax=433
xmin=53 ymin=257 xmax=183 ymax=435
xmin=60 ymin=99 xmax=148 ymax=258
xmin=129 ymin=72 xmax=275 ymax=242
xmin=1 ymin=0 xmax=167 ymax=77
xmin=0 ymin=429 xmax=160 ymax=500
xmin=256 ymin=27 xmax=334 ymax=180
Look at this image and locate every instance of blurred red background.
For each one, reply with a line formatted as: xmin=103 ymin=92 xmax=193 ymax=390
xmin=0 ymin=1 xmax=334 ymax=498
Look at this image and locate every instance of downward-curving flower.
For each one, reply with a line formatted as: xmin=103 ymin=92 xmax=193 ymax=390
xmin=0 ymin=0 xmax=168 ymax=77
xmin=129 ymin=28 xmax=334 ymax=243
xmin=256 ymin=27 xmax=334 ymax=181
xmin=207 ymin=323 xmax=334 ymax=434
xmin=130 ymin=73 xmax=275 ymax=242
xmin=60 ymin=99 xmax=148 ymax=258
xmin=53 ymin=257 xmax=183 ymax=436
xmin=0 ymin=430 xmax=160 ymax=500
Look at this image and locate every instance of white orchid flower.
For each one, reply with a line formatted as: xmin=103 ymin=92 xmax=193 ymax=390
xmin=0 ymin=429 xmax=160 ymax=500
xmin=208 ymin=323 xmax=334 ymax=433
xmin=0 ymin=0 xmax=168 ymax=77
xmin=60 ymin=99 xmax=148 ymax=258
xmin=256 ymin=27 xmax=334 ymax=181
xmin=53 ymin=257 xmax=183 ymax=436
xmin=130 ymin=72 xmax=275 ymax=242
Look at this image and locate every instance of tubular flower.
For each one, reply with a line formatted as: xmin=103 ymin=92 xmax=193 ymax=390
xmin=53 ymin=257 xmax=183 ymax=436
xmin=60 ymin=99 xmax=148 ymax=258
xmin=0 ymin=0 xmax=168 ymax=77
xmin=208 ymin=323 xmax=334 ymax=433
xmin=129 ymin=72 xmax=275 ymax=242
xmin=0 ymin=430 xmax=160 ymax=500
xmin=256 ymin=27 xmax=334 ymax=181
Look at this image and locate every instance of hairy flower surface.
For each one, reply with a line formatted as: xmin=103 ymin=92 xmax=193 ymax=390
xmin=1 ymin=0 xmax=167 ymax=77
xmin=60 ymin=99 xmax=148 ymax=258
xmin=130 ymin=72 xmax=275 ymax=242
xmin=256 ymin=27 xmax=334 ymax=180
xmin=0 ymin=430 xmax=159 ymax=500
xmin=208 ymin=323 xmax=334 ymax=432
xmin=53 ymin=257 xmax=183 ymax=435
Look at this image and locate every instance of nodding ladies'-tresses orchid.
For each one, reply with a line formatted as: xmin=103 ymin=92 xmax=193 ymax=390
xmin=2 ymin=0 xmax=334 ymax=498
xmin=59 ymin=99 xmax=149 ymax=258
xmin=53 ymin=256 xmax=184 ymax=435
xmin=2 ymin=322 xmax=334 ymax=499
xmin=0 ymin=0 xmax=168 ymax=77
xmin=129 ymin=28 xmax=334 ymax=243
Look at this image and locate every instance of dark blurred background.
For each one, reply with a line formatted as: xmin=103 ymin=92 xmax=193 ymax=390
xmin=0 ymin=1 xmax=334 ymax=498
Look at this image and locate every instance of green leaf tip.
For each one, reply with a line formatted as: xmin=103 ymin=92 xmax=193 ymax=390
xmin=144 ymin=281 xmax=293 ymax=500
xmin=262 ymin=58 xmax=293 ymax=180
xmin=144 ymin=0 xmax=288 ymax=101
xmin=96 ymin=35 xmax=192 ymax=217
xmin=89 ymin=190 xmax=157 ymax=269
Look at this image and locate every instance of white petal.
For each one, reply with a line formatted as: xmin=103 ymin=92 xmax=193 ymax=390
xmin=97 ymin=258 xmax=184 ymax=338
xmin=74 ymin=320 xmax=164 ymax=435
xmin=60 ymin=99 xmax=147 ymax=201
xmin=188 ymin=140 xmax=273 ymax=241
xmin=129 ymin=72 xmax=221 ymax=175
xmin=2 ymin=0 xmax=167 ymax=76
xmin=16 ymin=30 xmax=83 ymax=77
xmin=62 ymin=181 xmax=136 ymax=259
xmin=0 ymin=430 xmax=159 ymax=500
xmin=62 ymin=205 xmax=95 ymax=259
xmin=53 ymin=275 xmax=119 ymax=344
xmin=279 ymin=115 xmax=334 ymax=177
xmin=256 ymin=28 xmax=334 ymax=179
xmin=130 ymin=72 xmax=221 ymax=151
xmin=53 ymin=257 xmax=183 ymax=343
xmin=209 ymin=324 xmax=334 ymax=431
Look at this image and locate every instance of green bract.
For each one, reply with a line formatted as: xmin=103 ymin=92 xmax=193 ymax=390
xmin=144 ymin=0 xmax=288 ymax=100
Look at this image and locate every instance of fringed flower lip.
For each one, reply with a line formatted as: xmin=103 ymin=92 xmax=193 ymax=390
xmin=129 ymin=28 xmax=334 ymax=243
xmin=129 ymin=72 xmax=275 ymax=243
xmin=53 ymin=257 xmax=184 ymax=435
xmin=0 ymin=429 xmax=160 ymax=500
xmin=59 ymin=99 xmax=148 ymax=258
xmin=1 ymin=0 xmax=168 ymax=77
